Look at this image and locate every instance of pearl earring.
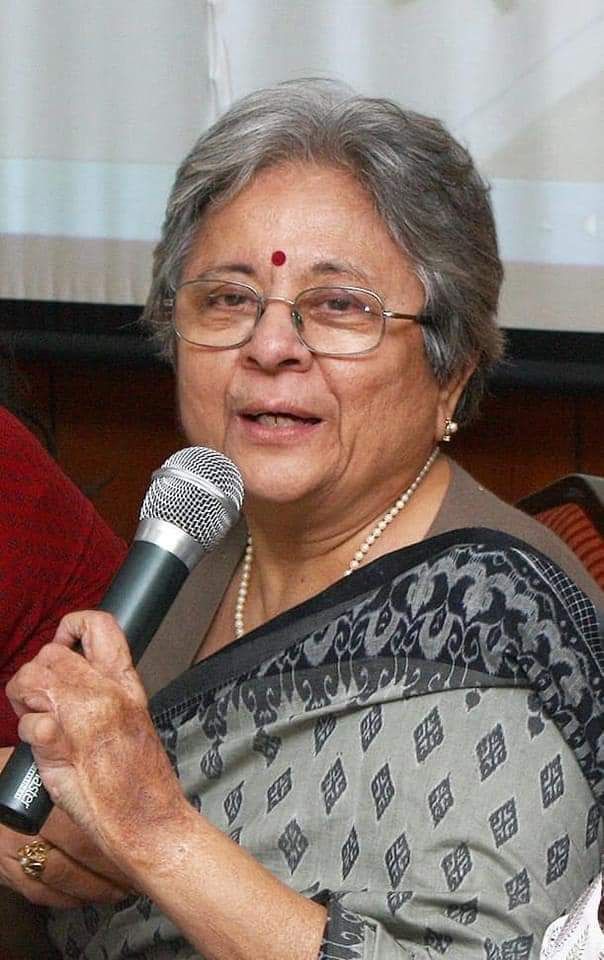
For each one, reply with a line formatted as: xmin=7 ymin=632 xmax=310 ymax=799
xmin=442 ymin=418 xmax=458 ymax=443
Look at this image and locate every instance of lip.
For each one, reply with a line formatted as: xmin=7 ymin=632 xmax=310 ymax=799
xmin=233 ymin=402 xmax=324 ymax=445
xmin=236 ymin=401 xmax=323 ymax=421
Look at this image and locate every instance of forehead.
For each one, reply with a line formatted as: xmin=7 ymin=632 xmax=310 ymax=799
xmin=184 ymin=162 xmax=417 ymax=288
xmin=209 ymin=161 xmax=373 ymax=213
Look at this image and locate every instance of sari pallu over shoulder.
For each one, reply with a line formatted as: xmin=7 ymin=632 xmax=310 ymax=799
xmin=151 ymin=529 xmax=602 ymax=805
xmin=48 ymin=529 xmax=603 ymax=960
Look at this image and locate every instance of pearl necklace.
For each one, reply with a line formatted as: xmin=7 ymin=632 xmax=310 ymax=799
xmin=234 ymin=447 xmax=440 ymax=639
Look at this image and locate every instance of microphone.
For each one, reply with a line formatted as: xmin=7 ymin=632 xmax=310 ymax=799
xmin=0 ymin=446 xmax=244 ymax=835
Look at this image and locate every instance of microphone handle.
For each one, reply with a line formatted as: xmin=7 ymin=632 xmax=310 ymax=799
xmin=0 ymin=541 xmax=189 ymax=835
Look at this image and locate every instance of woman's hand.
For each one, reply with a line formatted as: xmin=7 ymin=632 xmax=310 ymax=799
xmin=6 ymin=615 xmax=327 ymax=960
xmin=0 ymin=747 xmax=129 ymax=906
xmin=5 ymin=612 xmax=186 ymax=878
xmin=0 ymin=810 xmax=131 ymax=908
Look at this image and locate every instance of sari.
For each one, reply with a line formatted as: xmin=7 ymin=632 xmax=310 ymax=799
xmin=48 ymin=528 xmax=603 ymax=959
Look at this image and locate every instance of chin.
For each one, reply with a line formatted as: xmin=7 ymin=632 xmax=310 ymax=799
xmin=236 ymin=458 xmax=324 ymax=508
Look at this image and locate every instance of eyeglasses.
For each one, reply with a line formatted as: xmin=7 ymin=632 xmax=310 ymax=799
xmin=166 ymin=279 xmax=429 ymax=357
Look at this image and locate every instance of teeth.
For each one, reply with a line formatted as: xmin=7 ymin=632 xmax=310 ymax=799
xmin=256 ymin=413 xmax=299 ymax=427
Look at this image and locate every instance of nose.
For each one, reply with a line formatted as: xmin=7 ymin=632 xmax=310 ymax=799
xmin=239 ymin=298 xmax=312 ymax=372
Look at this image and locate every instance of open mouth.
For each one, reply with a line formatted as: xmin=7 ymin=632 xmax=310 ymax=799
xmin=242 ymin=412 xmax=322 ymax=428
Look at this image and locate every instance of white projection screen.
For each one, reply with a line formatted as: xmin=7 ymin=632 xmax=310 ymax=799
xmin=1 ymin=0 xmax=603 ymax=361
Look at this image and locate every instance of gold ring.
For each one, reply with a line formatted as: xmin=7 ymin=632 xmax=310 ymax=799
xmin=17 ymin=840 xmax=50 ymax=880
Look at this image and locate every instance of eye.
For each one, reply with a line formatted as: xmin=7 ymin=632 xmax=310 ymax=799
xmin=185 ymin=283 xmax=258 ymax=316
xmin=324 ymin=296 xmax=356 ymax=312
xmin=207 ymin=288 xmax=257 ymax=311
xmin=302 ymin=288 xmax=373 ymax=316
xmin=211 ymin=293 xmax=243 ymax=308
xmin=325 ymin=293 xmax=368 ymax=313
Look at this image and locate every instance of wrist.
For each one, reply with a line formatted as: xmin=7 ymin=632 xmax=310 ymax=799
xmin=105 ymin=799 xmax=328 ymax=960
xmin=100 ymin=790 xmax=201 ymax=890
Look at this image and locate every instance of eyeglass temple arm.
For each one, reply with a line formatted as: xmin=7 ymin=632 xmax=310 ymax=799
xmin=384 ymin=310 xmax=433 ymax=325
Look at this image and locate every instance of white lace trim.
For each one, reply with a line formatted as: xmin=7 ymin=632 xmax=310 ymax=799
xmin=541 ymin=874 xmax=604 ymax=960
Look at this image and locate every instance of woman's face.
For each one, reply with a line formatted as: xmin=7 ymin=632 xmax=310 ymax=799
xmin=176 ymin=163 xmax=465 ymax=520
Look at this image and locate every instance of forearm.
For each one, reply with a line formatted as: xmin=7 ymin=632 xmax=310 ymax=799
xmin=7 ymin=616 xmax=326 ymax=957
xmin=117 ymin=799 xmax=326 ymax=960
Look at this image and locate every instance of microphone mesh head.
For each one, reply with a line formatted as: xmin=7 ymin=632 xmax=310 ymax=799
xmin=140 ymin=447 xmax=244 ymax=550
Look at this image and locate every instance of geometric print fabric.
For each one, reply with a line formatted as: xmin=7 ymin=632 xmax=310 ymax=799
xmin=46 ymin=535 xmax=603 ymax=960
xmin=48 ymin=685 xmax=601 ymax=959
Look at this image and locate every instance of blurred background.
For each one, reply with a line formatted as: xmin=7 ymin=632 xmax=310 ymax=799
xmin=1 ymin=0 xmax=602 ymax=538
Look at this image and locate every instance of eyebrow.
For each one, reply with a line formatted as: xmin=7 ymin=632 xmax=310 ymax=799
xmin=308 ymin=259 xmax=375 ymax=288
xmin=192 ymin=262 xmax=256 ymax=280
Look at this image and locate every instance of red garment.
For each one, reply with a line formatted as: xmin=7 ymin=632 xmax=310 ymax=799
xmin=0 ymin=407 xmax=126 ymax=746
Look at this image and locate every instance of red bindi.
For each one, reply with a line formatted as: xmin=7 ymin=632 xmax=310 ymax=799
xmin=271 ymin=250 xmax=287 ymax=267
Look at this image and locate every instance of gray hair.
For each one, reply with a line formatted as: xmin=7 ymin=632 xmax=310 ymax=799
xmin=143 ymin=78 xmax=504 ymax=423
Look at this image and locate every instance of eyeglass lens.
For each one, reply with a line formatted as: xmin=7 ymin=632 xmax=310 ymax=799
xmin=173 ymin=280 xmax=385 ymax=355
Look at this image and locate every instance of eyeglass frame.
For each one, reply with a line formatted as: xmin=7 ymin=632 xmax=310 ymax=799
xmin=164 ymin=277 xmax=432 ymax=358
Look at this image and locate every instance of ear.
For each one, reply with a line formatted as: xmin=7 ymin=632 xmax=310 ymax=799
xmin=433 ymin=358 xmax=477 ymax=443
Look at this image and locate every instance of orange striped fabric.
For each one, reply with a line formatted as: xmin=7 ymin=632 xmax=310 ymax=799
xmin=536 ymin=503 xmax=604 ymax=589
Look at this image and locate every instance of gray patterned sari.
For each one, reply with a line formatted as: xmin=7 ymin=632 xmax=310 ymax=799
xmin=48 ymin=529 xmax=603 ymax=960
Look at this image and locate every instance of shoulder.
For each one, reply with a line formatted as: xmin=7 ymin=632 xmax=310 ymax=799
xmin=0 ymin=405 xmax=72 ymax=501
xmin=0 ymin=405 xmax=48 ymax=461
xmin=377 ymin=527 xmax=602 ymax=660
xmin=1 ymin=404 xmax=93 ymax=528
xmin=0 ymin=404 xmax=125 ymax=571
xmin=431 ymin=458 xmax=603 ymax=609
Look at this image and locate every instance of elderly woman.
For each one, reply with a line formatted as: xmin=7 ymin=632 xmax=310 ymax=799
xmin=1 ymin=80 xmax=602 ymax=960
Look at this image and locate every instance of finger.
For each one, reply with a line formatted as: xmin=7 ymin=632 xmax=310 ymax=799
xmin=0 ymin=747 xmax=11 ymax=773
xmin=55 ymin=611 xmax=147 ymax=706
xmin=1 ymin=833 xmax=75 ymax=909
xmin=17 ymin=712 xmax=67 ymax=759
xmin=51 ymin=609 xmax=96 ymax=649
xmin=1 ymin=871 xmax=83 ymax=909
xmin=40 ymin=846 xmax=130 ymax=903
xmin=42 ymin=808 xmax=132 ymax=890
xmin=6 ymin=844 xmax=127 ymax=908
xmin=6 ymin=661 xmax=56 ymax=718
xmin=54 ymin=610 xmax=126 ymax=663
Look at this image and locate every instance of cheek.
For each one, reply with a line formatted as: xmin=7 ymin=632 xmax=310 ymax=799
xmin=333 ymin=341 xmax=440 ymax=443
xmin=339 ymin=339 xmax=430 ymax=410
xmin=176 ymin=353 xmax=227 ymax=445
xmin=176 ymin=357 xmax=198 ymax=420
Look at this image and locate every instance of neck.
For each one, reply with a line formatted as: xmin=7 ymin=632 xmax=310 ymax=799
xmin=236 ymin=452 xmax=451 ymax=638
